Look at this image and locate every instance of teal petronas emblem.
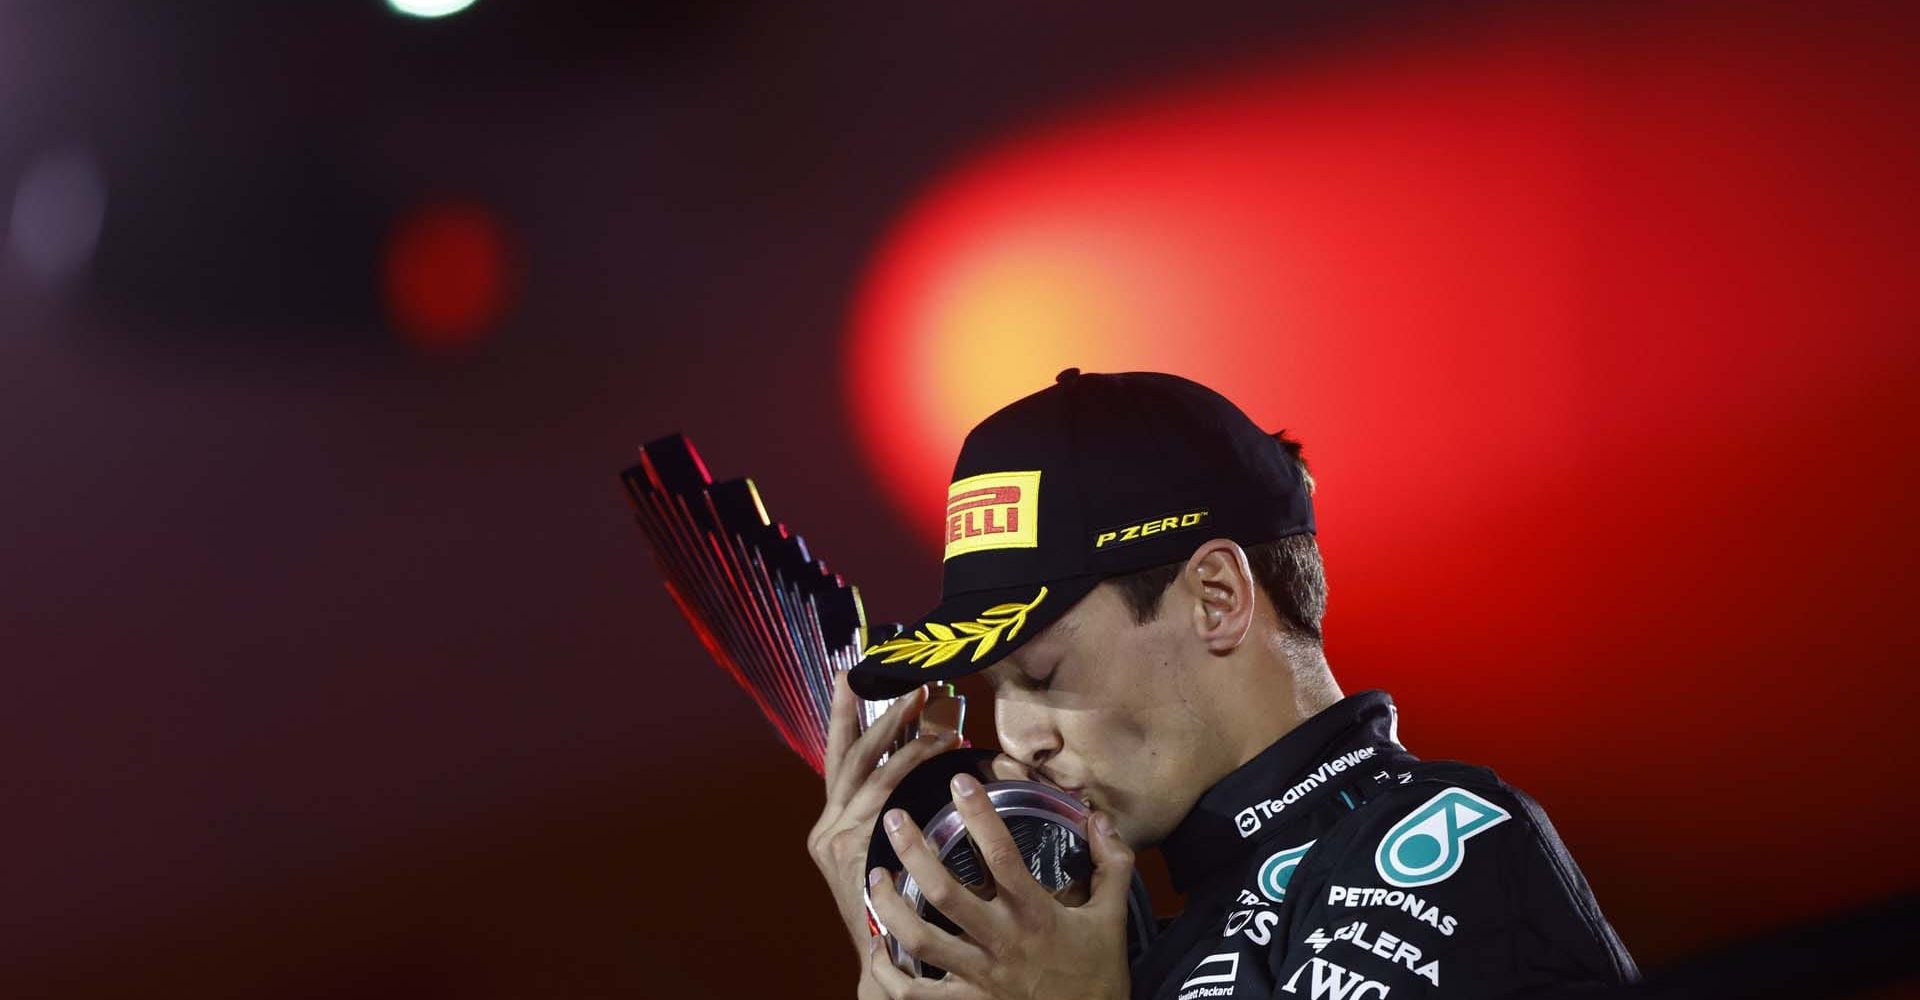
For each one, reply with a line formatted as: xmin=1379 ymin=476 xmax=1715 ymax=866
xmin=1374 ymin=787 xmax=1511 ymax=888
xmin=1257 ymin=841 xmax=1316 ymax=903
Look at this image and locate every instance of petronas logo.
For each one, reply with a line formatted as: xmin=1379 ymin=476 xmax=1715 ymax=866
xmin=1374 ymin=787 xmax=1511 ymax=888
xmin=1257 ymin=841 xmax=1316 ymax=903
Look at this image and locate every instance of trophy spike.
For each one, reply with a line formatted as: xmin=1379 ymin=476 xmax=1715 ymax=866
xmin=621 ymin=433 xmax=907 ymax=772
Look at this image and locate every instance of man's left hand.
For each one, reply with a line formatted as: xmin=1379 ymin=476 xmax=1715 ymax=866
xmin=864 ymin=772 xmax=1133 ymax=1000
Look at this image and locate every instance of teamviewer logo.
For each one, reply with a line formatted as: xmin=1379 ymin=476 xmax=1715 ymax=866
xmin=1235 ymin=807 xmax=1261 ymax=837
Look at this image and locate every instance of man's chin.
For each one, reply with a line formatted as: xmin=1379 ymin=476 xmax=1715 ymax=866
xmin=1087 ymin=798 xmax=1143 ymax=847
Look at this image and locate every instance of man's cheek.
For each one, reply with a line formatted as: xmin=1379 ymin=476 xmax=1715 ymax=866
xmin=1100 ymin=778 xmax=1164 ymax=842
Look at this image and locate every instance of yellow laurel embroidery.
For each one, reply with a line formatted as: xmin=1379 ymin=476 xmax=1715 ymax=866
xmin=862 ymin=587 xmax=1049 ymax=669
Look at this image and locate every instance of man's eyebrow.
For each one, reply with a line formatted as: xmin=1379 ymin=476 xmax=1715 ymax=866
xmin=988 ymin=615 xmax=1078 ymax=687
xmin=1037 ymin=614 xmax=1079 ymax=645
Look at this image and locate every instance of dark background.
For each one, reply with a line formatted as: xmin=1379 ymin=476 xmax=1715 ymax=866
xmin=2 ymin=1 xmax=1915 ymax=996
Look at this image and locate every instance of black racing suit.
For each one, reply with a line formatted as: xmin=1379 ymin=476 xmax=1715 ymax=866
xmin=1132 ymin=691 xmax=1637 ymax=1000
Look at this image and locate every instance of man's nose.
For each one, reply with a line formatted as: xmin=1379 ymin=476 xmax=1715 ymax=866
xmin=995 ymin=697 xmax=1060 ymax=772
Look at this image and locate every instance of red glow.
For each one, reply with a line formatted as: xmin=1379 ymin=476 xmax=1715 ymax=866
xmin=845 ymin=0 xmax=1919 ymax=961
xmin=383 ymin=202 xmax=517 ymax=352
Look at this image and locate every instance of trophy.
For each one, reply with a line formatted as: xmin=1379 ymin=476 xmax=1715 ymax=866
xmin=620 ymin=434 xmax=1155 ymax=978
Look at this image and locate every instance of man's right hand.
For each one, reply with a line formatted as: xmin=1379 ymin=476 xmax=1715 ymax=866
xmin=807 ymin=673 xmax=959 ymax=968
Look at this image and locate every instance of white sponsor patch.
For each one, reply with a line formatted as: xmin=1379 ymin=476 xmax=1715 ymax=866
xmin=1258 ymin=840 xmax=1316 ymax=902
xmin=1324 ymin=884 xmax=1460 ymax=937
xmin=1180 ymin=952 xmax=1241 ymax=998
xmin=1235 ymin=748 xmax=1377 ymax=837
xmin=1303 ymin=921 xmax=1441 ymax=987
xmin=1222 ymin=906 xmax=1282 ymax=946
xmin=1281 ymin=957 xmax=1391 ymax=1000
xmin=1373 ymin=787 xmax=1510 ymax=888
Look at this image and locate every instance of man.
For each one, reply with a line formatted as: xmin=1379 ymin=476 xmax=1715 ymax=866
xmin=808 ymin=370 xmax=1637 ymax=999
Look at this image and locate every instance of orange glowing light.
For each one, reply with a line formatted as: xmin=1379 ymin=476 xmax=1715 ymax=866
xmin=843 ymin=53 xmax=1585 ymax=550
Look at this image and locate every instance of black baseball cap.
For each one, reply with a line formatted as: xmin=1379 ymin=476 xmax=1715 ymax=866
xmin=848 ymin=369 xmax=1315 ymax=700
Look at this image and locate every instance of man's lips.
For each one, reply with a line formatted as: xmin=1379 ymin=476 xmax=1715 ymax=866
xmin=1034 ymin=770 xmax=1081 ymax=796
xmin=1049 ymin=781 xmax=1094 ymax=809
xmin=1004 ymin=757 xmax=1095 ymax=808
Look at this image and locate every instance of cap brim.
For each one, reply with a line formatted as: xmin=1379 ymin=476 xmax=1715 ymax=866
xmin=848 ymin=574 xmax=1102 ymax=700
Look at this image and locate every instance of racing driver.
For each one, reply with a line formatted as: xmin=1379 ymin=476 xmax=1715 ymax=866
xmin=808 ymin=369 xmax=1638 ymax=999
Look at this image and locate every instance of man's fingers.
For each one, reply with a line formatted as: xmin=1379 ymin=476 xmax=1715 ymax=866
xmin=1085 ymin=810 xmax=1137 ymax=917
xmin=865 ymin=936 xmax=913 ymax=999
xmin=843 ymin=729 xmax=956 ymax=821
xmin=866 ymin=865 xmax=987 ymax=983
xmin=879 ymin=808 xmax=996 ymax=943
xmin=829 ymin=686 xmax=927 ymax=805
xmin=824 ymin=669 xmax=859 ymax=791
xmin=947 ymin=774 xmax=1045 ymax=907
xmin=867 ymin=934 xmax=982 ymax=1000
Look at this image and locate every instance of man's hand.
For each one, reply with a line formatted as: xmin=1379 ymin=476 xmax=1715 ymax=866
xmin=809 ymin=673 xmax=960 ymax=966
xmin=863 ymin=772 xmax=1134 ymax=1000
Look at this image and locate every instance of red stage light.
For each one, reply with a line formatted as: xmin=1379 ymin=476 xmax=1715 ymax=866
xmin=845 ymin=48 xmax=1588 ymax=553
xmin=382 ymin=202 xmax=517 ymax=353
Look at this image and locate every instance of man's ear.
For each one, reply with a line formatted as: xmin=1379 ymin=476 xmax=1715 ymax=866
xmin=1182 ymin=538 xmax=1256 ymax=654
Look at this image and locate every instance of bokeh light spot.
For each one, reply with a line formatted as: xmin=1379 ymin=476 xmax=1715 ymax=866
xmin=9 ymin=147 xmax=108 ymax=287
xmin=382 ymin=202 xmax=517 ymax=354
xmin=387 ymin=0 xmax=480 ymax=19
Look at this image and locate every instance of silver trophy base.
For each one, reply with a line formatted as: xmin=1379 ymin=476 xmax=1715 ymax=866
xmin=863 ymin=749 xmax=1156 ymax=978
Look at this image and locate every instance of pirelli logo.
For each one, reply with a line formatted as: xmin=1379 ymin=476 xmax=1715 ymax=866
xmin=1094 ymin=509 xmax=1209 ymax=550
xmin=944 ymin=471 xmax=1040 ymax=561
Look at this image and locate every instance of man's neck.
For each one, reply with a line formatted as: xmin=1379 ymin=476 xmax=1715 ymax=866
xmin=1217 ymin=639 xmax=1343 ymax=775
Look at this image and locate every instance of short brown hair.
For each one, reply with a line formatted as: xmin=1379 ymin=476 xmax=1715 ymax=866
xmin=1105 ymin=432 xmax=1327 ymax=641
